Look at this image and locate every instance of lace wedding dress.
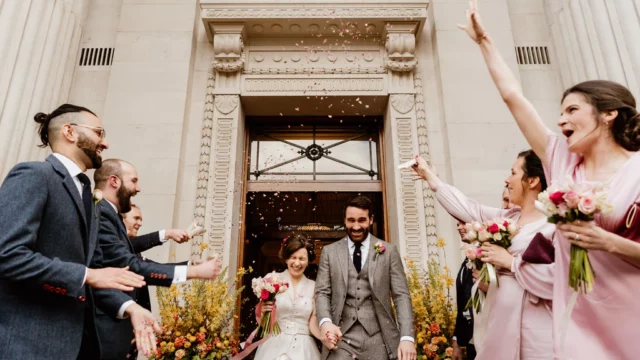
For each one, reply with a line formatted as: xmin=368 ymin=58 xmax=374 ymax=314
xmin=254 ymin=271 xmax=321 ymax=360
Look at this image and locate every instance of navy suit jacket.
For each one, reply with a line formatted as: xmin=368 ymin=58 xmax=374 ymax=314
xmin=454 ymin=259 xmax=474 ymax=346
xmin=95 ymin=201 xmax=185 ymax=360
xmin=0 ymin=155 xmax=130 ymax=360
xmin=130 ymin=231 xmax=162 ymax=254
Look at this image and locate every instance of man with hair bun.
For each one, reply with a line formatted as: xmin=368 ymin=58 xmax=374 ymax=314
xmin=0 ymin=104 xmax=160 ymax=359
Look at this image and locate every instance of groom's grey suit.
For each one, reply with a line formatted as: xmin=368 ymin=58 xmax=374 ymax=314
xmin=315 ymin=235 xmax=414 ymax=360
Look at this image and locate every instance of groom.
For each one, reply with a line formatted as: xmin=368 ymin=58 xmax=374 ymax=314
xmin=315 ymin=196 xmax=416 ymax=360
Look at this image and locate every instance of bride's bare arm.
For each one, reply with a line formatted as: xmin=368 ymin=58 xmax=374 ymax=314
xmin=459 ymin=0 xmax=550 ymax=161
xmin=308 ymin=300 xmax=322 ymax=340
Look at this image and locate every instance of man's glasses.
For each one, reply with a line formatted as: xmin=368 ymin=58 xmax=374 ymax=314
xmin=69 ymin=123 xmax=106 ymax=139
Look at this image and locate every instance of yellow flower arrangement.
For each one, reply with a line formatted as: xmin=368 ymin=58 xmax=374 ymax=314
xmin=406 ymin=238 xmax=456 ymax=360
xmin=151 ymin=267 xmax=251 ymax=360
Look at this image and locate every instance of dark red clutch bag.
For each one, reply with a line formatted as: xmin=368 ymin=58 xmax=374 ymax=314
xmin=522 ymin=232 xmax=555 ymax=264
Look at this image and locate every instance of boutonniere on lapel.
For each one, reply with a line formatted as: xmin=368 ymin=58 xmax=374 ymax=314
xmin=92 ymin=189 xmax=103 ymax=218
xmin=374 ymin=241 xmax=386 ymax=260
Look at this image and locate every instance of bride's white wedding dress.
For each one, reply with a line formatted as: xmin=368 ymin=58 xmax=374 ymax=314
xmin=254 ymin=270 xmax=321 ymax=360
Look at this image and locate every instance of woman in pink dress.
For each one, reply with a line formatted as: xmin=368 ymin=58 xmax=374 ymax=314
xmin=412 ymin=151 xmax=554 ymax=360
xmin=458 ymin=1 xmax=640 ymax=359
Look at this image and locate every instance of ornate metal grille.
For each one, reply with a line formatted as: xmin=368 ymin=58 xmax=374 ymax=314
xmin=248 ymin=122 xmax=380 ymax=181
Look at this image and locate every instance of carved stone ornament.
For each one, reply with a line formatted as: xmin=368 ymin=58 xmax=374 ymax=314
xmin=214 ymin=95 xmax=239 ymax=114
xmin=384 ymin=33 xmax=417 ymax=72
xmin=213 ymin=33 xmax=245 ymax=73
xmin=391 ymin=94 xmax=415 ymax=114
xmin=203 ymin=8 xmax=425 ymax=19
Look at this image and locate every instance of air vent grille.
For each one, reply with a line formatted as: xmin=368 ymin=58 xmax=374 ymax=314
xmin=515 ymin=46 xmax=550 ymax=65
xmin=79 ymin=47 xmax=114 ymax=67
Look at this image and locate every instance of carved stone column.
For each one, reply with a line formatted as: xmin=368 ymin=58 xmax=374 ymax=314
xmin=383 ymin=92 xmax=430 ymax=265
xmin=382 ymin=22 xmax=431 ymax=265
xmin=544 ymin=0 xmax=640 ymax=98
xmin=190 ymin=23 xmax=246 ymax=269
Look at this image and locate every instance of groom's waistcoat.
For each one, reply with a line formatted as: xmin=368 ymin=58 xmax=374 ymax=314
xmin=341 ymin=258 xmax=380 ymax=336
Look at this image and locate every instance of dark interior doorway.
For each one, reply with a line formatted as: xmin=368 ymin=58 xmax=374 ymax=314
xmin=238 ymin=191 xmax=385 ymax=338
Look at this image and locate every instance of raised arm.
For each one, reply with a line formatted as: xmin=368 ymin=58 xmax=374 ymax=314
xmin=412 ymin=157 xmax=512 ymax=223
xmin=458 ymin=0 xmax=550 ymax=160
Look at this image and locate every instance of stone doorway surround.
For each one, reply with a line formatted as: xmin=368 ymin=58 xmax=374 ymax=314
xmin=192 ymin=0 xmax=439 ymax=272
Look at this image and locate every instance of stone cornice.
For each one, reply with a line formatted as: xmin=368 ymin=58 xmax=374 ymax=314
xmin=202 ymin=6 xmax=427 ymax=19
xmin=201 ymin=2 xmax=428 ymax=42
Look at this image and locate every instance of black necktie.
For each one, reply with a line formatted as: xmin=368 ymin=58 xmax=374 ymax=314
xmin=77 ymin=173 xmax=92 ymax=232
xmin=353 ymin=241 xmax=362 ymax=273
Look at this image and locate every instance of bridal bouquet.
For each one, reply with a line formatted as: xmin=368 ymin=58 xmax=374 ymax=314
xmin=252 ymin=272 xmax=289 ymax=340
xmin=535 ymin=180 xmax=613 ymax=293
xmin=463 ymin=219 xmax=519 ymax=313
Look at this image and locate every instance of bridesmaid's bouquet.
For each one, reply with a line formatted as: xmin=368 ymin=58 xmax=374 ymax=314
xmin=251 ymin=272 xmax=289 ymax=340
xmin=535 ymin=180 xmax=613 ymax=293
xmin=463 ymin=219 xmax=519 ymax=313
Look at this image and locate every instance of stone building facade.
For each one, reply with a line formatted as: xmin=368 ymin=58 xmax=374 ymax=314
xmin=1 ymin=0 xmax=639 ymax=314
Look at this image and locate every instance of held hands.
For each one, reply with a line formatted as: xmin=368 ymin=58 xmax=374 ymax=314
xmin=85 ymin=266 xmax=145 ymax=291
xmin=398 ymin=340 xmax=417 ymax=360
xmin=480 ymin=243 xmax=514 ymax=270
xmin=164 ymin=229 xmax=191 ymax=244
xmin=558 ymin=220 xmax=616 ymax=252
xmin=125 ymin=303 xmax=162 ymax=358
xmin=320 ymin=322 xmax=342 ymax=350
xmin=457 ymin=0 xmax=489 ymax=44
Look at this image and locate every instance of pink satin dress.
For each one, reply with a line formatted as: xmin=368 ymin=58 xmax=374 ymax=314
xmin=545 ymin=133 xmax=640 ymax=360
xmin=435 ymin=183 xmax=554 ymax=360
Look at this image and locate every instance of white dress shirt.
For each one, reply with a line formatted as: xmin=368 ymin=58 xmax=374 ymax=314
xmin=319 ymin=234 xmax=414 ymax=343
xmin=52 ymin=153 xmax=83 ymax=195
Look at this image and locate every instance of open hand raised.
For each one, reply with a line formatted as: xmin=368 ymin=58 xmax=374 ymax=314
xmin=457 ymin=0 xmax=489 ymax=44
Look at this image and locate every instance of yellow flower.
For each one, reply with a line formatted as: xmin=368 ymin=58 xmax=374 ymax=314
xmin=437 ymin=238 xmax=446 ymax=248
xmin=184 ymin=341 xmax=191 ymax=349
xmin=200 ymin=242 xmax=209 ymax=251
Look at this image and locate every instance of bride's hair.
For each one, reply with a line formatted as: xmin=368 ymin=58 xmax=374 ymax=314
xmin=279 ymin=233 xmax=316 ymax=262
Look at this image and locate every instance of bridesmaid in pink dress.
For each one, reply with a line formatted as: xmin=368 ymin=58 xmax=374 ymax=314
xmin=412 ymin=152 xmax=554 ymax=360
xmin=457 ymin=1 xmax=640 ymax=358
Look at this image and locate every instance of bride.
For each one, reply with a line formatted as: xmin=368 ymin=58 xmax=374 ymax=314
xmin=253 ymin=234 xmax=322 ymax=360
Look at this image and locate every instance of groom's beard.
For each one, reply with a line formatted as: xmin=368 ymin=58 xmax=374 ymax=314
xmin=347 ymin=227 xmax=369 ymax=242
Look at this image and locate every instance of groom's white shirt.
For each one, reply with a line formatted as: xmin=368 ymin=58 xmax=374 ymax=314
xmin=318 ymin=234 xmax=414 ymax=343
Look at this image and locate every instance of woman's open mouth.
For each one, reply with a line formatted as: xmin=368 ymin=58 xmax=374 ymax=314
xmin=562 ymin=129 xmax=574 ymax=139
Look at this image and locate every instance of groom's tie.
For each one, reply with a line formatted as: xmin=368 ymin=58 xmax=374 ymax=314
xmin=353 ymin=241 xmax=362 ymax=273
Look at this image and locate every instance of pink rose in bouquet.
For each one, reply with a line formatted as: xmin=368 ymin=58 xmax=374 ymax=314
xmin=536 ymin=178 xmax=613 ymax=293
xmin=463 ymin=218 xmax=519 ymax=313
xmin=251 ymin=272 xmax=289 ymax=340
